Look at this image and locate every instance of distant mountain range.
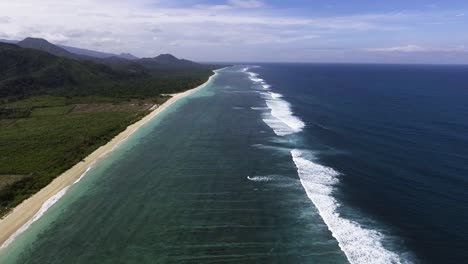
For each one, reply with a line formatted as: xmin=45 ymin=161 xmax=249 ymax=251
xmin=58 ymin=45 xmax=140 ymax=60
xmin=17 ymin=37 xmax=82 ymax=60
xmin=0 ymin=37 xmax=219 ymax=100
xmin=0 ymin=37 xmax=209 ymax=76
xmin=0 ymin=42 xmax=123 ymax=98
xmin=0 ymin=39 xmax=18 ymax=44
xmin=141 ymin=54 xmax=199 ymax=66
xmin=0 ymin=37 xmax=202 ymax=68
xmin=0 ymin=38 xmax=139 ymax=60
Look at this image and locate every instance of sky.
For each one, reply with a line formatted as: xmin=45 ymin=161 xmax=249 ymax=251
xmin=0 ymin=0 xmax=467 ymax=63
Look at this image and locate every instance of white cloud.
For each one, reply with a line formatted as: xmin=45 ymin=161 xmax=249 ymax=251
xmin=0 ymin=0 xmax=467 ymax=62
xmin=0 ymin=16 xmax=10 ymax=23
xmin=194 ymin=4 xmax=233 ymax=11
xmin=369 ymin=45 xmax=468 ymax=53
xmin=369 ymin=45 xmax=426 ymax=52
xmin=195 ymin=0 xmax=265 ymax=11
xmin=228 ymin=0 xmax=265 ymax=9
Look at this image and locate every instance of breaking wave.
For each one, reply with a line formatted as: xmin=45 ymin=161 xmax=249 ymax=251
xmin=291 ymin=149 xmax=405 ymax=264
xmin=242 ymin=66 xmax=407 ymax=264
xmin=243 ymin=68 xmax=305 ymax=136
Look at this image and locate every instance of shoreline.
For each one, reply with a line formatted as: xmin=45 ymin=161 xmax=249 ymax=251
xmin=0 ymin=69 xmax=221 ymax=249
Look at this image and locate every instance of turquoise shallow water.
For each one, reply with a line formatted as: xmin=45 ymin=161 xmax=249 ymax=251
xmin=0 ymin=67 xmax=347 ymax=263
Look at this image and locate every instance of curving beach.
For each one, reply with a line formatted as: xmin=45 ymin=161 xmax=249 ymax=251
xmin=0 ymin=70 xmax=219 ymax=249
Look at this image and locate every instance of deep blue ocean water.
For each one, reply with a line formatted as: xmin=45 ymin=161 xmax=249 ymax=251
xmin=253 ymin=63 xmax=468 ymax=263
xmin=0 ymin=64 xmax=467 ymax=263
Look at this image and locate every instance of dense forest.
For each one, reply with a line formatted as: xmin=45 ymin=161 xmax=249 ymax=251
xmin=0 ymin=41 xmax=217 ymax=101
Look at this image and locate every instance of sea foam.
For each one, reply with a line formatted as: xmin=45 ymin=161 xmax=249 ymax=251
xmin=243 ymin=66 xmax=404 ymax=263
xmin=247 ymin=175 xmax=275 ymax=182
xmin=262 ymin=93 xmax=305 ymax=136
xmin=244 ymin=68 xmax=305 ymax=136
xmin=291 ymin=149 xmax=404 ymax=264
xmin=0 ymin=186 xmax=70 ymax=249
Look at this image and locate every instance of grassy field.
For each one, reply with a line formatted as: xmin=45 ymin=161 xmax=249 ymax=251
xmin=0 ymin=95 xmax=168 ymax=216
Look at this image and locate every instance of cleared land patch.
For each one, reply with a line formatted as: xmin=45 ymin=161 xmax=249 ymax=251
xmin=72 ymin=103 xmax=153 ymax=113
xmin=0 ymin=175 xmax=31 ymax=191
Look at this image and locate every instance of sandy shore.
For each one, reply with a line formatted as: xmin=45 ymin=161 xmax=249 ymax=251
xmin=0 ymin=70 xmax=219 ymax=249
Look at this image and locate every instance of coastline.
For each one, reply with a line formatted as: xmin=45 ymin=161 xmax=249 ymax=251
xmin=0 ymin=69 xmax=221 ymax=249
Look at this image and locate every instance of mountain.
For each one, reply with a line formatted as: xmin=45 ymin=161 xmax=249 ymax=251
xmin=59 ymin=45 xmax=139 ymax=60
xmin=14 ymin=39 xmax=200 ymax=71
xmin=0 ymin=42 xmax=136 ymax=98
xmin=0 ymin=42 xmax=215 ymax=100
xmin=137 ymin=54 xmax=202 ymax=73
xmin=4 ymin=38 xmax=112 ymax=60
xmin=58 ymin=44 xmax=115 ymax=59
xmin=14 ymin=38 xmax=148 ymax=76
xmin=17 ymin=37 xmax=80 ymax=60
xmin=118 ymin=53 xmax=139 ymax=60
xmin=0 ymin=39 xmax=18 ymax=44
xmin=149 ymin=54 xmax=198 ymax=66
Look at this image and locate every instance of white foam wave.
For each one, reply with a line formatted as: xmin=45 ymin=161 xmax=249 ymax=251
xmin=291 ymin=149 xmax=404 ymax=264
xmin=73 ymin=167 xmax=91 ymax=184
xmin=251 ymin=106 xmax=269 ymax=110
xmin=250 ymin=77 xmax=264 ymax=83
xmin=247 ymin=72 xmax=257 ymax=77
xmin=247 ymin=176 xmax=275 ymax=182
xmin=269 ymin=92 xmax=282 ymax=99
xmin=246 ymin=71 xmax=265 ymax=84
xmin=263 ymin=96 xmax=305 ymax=136
xmin=0 ymin=186 xmax=71 ymax=249
xmin=243 ymin=70 xmax=304 ymax=136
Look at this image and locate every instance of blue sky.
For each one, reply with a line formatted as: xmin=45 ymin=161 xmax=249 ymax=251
xmin=0 ymin=0 xmax=467 ymax=63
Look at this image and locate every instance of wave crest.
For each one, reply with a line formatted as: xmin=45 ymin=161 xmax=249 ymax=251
xmin=243 ymin=68 xmax=305 ymax=136
xmin=291 ymin=149 xmax=404 ymax=264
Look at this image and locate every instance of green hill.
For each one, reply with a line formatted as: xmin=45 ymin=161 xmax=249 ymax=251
xmin=0 ymin=42 xmax=217 ymax=101
xmin=0 ymin=43 xmax=124 ymax=99
xmin=17 ymin=37 xmax=82 ymax=60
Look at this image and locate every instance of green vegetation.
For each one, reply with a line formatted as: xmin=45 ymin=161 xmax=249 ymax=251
xmin=0 ymin=110 xmax=146 ymax=214
xmin=0 ymin=42 xmax=216 ymax=100
xmin=30 ymin=105 xmax=74 ymax=116
xmin=0 ymin=96 xmax=158 ymax=215
xmin=0 ymin=40 xmax=222 ymax=217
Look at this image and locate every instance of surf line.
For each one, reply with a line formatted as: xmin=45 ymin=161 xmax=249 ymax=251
xmin=243 ymin=66 xmax=405 ymax=264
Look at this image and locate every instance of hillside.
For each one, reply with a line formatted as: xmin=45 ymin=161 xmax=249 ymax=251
xmin=0 ymin=43 xmax=126 ymax=99
xmin=13 ymin=38 xmax=201 ymax=76
xmin=139 ymin=54 xmax=200 ymax=68
xmin=17 ymin=37 xmax=82 ymax=60
xmin=0 ymin=42 xmax=216 ymax=101
xmin=118 ymin=53 xmax=139 ymax=60
xmin=58 ymin=44 xmax=139 ymax=60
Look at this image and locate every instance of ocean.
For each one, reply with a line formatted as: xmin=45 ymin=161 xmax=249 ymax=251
xmin=1 ymin=64 xmax=467 ymax=263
